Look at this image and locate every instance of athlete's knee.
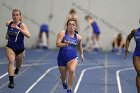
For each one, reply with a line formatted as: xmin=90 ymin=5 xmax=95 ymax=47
xmin=9 ymin=61 xmax=14 ymax=65
xmin=69 ymin=69 xmax=75 ymax=74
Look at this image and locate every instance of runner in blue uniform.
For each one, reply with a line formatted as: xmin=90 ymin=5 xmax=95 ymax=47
xmin=56 ymin=19 xmax=84 ymax=93
xmin=125 ymin=26 xmax=140 ymax=93
xmin=5 ymin=9 xmax=30 ymax=89
xmin=85 ymin=15 xmax=102 ymax=51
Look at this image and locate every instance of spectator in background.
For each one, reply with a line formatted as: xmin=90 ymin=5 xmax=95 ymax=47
xmin=112 ymin=33 xmax=125 ymax=54
xmin=36 ymin=23 xmax=50 ymax=49
xmin=85 ymin=15 xmax=102 ymax=51
xmin=65 ymin=9 xmax=79 ymax=34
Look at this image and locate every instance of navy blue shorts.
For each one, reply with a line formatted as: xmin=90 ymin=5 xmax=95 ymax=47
xmin=133 ymin=49 xmax=140 ymax=56
xmin=57 ymin=51 xmax=78 ymax=66
xmin=6 ymin=45 xmax=25 ymax=56
xmin=93 ymin=31 xmax=100 ymax=35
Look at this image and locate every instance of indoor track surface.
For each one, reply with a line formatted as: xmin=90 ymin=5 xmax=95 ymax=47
xmin=0 ymin=48 xmax=136 ymax=93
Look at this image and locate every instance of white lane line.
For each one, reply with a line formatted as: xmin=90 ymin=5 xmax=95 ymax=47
xmin=49 ymin=63 xmax=104 ymax=93
xmin=0 ymin=62 xmax=54 ymax=80
xmin=0 ymin=67 xmax=30 ymax=89
xmin=0 ymin=73 xmax=8 ymax=79
xmin=0 ymin=51 xmax=53 ymax=80
xmin=49 ymin=64 xmax=130 ymax=93
xmin=104 ymin=54 xmax=108 ymax=93
xmin=74 ymin=65 xmax=133 ymax=93
xmin=0 ymin=59 xmax=56 ymax=63
xmin=24 ymin=66 xmax=58 ymax=93
xmin=116 ymin=67 xmax=134 ymax=93
xmin=22 ymin=62 xmax=55 ymax=67
xmin=74 ymin=66 xmax=103 ymax=93
xmin=50 ymin=79 xmax=61 ymax=93
xmin=0 ymin=59 xmax=56 ymax=65
xmin=0 ymin=62 xmax=8 ymax=65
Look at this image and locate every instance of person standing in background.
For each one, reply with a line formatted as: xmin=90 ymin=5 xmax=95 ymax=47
xmin=85 ymin=15 xmax=102 ymax=51
xmin=36 ymin=23 xmax=50 ymax=49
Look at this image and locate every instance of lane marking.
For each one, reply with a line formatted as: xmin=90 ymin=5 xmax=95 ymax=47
xmin=25 ymin=66 xmax=58 ymax=93
xmin=50 ymin=79 xmax=61 ymax=93
xmin=0 ymin=58 xmax=133 ymax=92
xmin=104 ymin=54 xmax=108 ymax=93
xmin=0 ymin=49 xmax=53 ymax=65
xmin=0 ymin=73 xmax=8 ymax=79
xmin=116 ymin=67 xmax=134 ymax=93
xmin=49 ymin=63 xmax=109 ymax=93
xmin=74 ymin=65 xmax=133 ymax=93
xmin=0 ymin=62 xmax=55 ymax=80
xmin=0 ymin=67 xmax=30 ymax=89
xmin=74 ymin=66 xmax=103 ymax=93
xmin=0 ymin=49 xmax=56 ymax=80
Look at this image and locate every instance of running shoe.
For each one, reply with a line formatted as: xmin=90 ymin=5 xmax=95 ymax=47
xmin=67 ymin=89 xmax=73 ymax=93
xmin=8 ymin=82 xmax=15 ymax=89
xmin=14 ymin=68 xmax=19 ymax=75
xmin=62 ymin=82 xmax=68 ymax=89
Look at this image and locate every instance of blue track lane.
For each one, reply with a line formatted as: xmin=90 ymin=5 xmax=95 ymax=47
xmin=0 ymin=48 xmax=135 ymax=93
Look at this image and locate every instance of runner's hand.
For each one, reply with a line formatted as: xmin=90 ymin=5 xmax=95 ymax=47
xmin=80 ymin=54 xmax=84 ymax=62
xmin=125 ymin=49 xmax=129 ymax=59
